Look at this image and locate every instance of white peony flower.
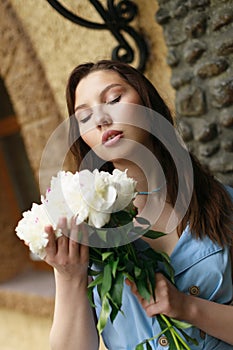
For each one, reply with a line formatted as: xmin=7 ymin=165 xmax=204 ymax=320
xmin=110 ymin=169 xmax=137 ymax=211
xmin=15 ymin=203 xmax=61 ymax=259
xmin=42 ymin=171 xmax=84 ymax=226
xmin=15 ymin=169 xmax=138 ymax=255
xmin=78 ymin=169 xmax=117 ymax=228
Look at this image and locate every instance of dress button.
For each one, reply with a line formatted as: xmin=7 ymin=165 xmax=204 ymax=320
xmin=189 ymin=285 xmax=200 ymax=296
xmin=158 ymin=335 xmax=169 ymax=346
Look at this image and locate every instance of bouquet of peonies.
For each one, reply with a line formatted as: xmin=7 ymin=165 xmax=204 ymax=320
xmin=15 ymin=169 xmax=197 ymax=350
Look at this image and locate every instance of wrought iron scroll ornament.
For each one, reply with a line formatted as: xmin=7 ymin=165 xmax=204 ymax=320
xmin=46 ymin=0 xmax=148 ymax=72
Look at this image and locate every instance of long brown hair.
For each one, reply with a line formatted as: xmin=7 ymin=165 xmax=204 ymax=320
xmin=66 ymin=59 xmax=233 ymax=247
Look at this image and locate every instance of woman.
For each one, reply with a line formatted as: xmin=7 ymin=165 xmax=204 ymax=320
xmin=44 ymin=60 xmax=233 ymax=350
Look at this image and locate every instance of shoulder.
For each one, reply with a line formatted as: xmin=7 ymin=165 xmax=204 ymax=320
xmin=172 ymin=227 xmax=233 ymax=303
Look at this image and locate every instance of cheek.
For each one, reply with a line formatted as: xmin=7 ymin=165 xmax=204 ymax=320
xmin=81 ymin=130 xmax=98 ymax=149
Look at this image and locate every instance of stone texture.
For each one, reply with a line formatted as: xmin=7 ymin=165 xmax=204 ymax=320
xmin=212 ymin=7 xmax=233 ymax=31
xmin=211 ymin=78 xmax=233 ymax=108
xmin=195 ymin=122 xmax=218 ymax=143
xmin=171 ymin=71 xmax=193 ymax=88
xmin=177 ymin=87 xmax=206 ymax=116
xmin=199 ymin=141 xmax=220 ymax=157
xmin=155 ymin=7 xmax=171 ymax=24
xmin=187 ymin=0 xmax=210 ymax=9
xmin=178 ymin=120 xmax=193 ymax=141
xmin=157 ymin=0 xmax=233 ymax=184
xmin=184 ymin=13 xmax=207 ymax=38
xmin=216 ymin=38 xmax=233 ymax=56
xmin=184 ymin=40 xmax=207 ymax=64
xmin=164 ymin=25 xmax=187 ymax=45
xmin=173 ymin=3 xmax=188 ymax=18
xmin=219 ymin=108 xmax=233 ymax=127
xmin=196 ymin=58 xmax=229 ymax=79
xmin=221 ymin=139 xmax=233 ymax=152
xmin=167 ymin=48 xmax=180 ymax=66
xmin=208 ymin=153 xmax=233 ymax=173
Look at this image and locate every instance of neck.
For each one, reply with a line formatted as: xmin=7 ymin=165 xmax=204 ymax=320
xmin=113 ymin=159 xmax=164 ymax=194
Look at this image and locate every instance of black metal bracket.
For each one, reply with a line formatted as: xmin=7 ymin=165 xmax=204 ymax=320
xmin=46 ymin=0 xmax=148 ymax=71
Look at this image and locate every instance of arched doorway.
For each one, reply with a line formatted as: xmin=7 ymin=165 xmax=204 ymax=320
xmin=0 ymin=77 xmax=39 ymax=281
xmin=0 ymin=1 xmax=64 ymax=278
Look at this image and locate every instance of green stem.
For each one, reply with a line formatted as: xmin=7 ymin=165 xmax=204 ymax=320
xmin=161 ymin=315 xmax=181 ymax=350
xmin=127 ymin=242 xmax=138 ymax=264
xmin=160 ymin=315 xmax=191 ymax=350
xmin=135 ymin=326 xmax=170 ymax=349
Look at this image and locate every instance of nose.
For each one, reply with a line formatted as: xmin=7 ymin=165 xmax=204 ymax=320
xmin=94 ymin=105 xmax=113 ymax=128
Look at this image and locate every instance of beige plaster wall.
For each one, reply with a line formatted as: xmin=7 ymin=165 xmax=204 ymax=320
xmin=9 ymin=0 xmax=175 ymax=118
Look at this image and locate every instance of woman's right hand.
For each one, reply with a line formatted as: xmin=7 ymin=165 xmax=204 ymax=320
xmin=45 ymin=218 xmax=99 ymax=350
xmin=44 ymin=217 xmax=89 ymax=283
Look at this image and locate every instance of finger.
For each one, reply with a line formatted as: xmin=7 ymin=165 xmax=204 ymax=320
xmin=69 ymin=217 xmax=82 ymax=243
xmin=155 ymin=272 xmax=172 ymax=289
xmin=68 ymin=218 xmax=80 ymax=259
xmin=68 ymin=219 xmax=89 ymax=263
xmin=56 ymin=217 xmax=69 ymax=255
xmin=125 ymin=279 xmax=145 ymax=303
xmin=44 ymin=225 xmax=57 ymax=257
xmin=79 ymin=242 xmax=89 ymax=264
xmin=57 ymin=217 xmax=69 ymax=237
xmin=145 ymin=302 xmax=161 ymax=317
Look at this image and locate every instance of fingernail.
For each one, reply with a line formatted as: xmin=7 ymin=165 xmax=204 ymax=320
xmin=58 ymin=217 xmax=66 ymax=226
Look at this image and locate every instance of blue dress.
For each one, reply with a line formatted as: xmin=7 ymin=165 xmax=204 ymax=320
xmin=93 ymin=187 xmax=233 ymax=349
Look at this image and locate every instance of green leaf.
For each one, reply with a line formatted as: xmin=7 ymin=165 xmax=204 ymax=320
xmin=135 ymin=343 xmax=144 ymax=350
xmin=134 ymin=266 xmax=142 ymax=278
xmin=88 ymin=274 xmax=103 ymax=289
xmin=156 ymin=315 xmax=176 ymax=349
xmin=111 ymin=272 xmax=124 ymax=309
xmin=113 ymin=210 xmax=132 ymax=225
xmin=135 ymin=277 xmax=151 ymax=301
xmin=135 ymin=216 xmax=151 ymax=226
xmin=143 ymin=230 xmax=166 ymax=239
xmin=170 ymin=318 xmax=192 ymax=329
xmin=146 ymin=342 xmax=153 ymax=350
xmin=109 ymin=300 xmax=119 ymax=323
xmin=144 ymin=262 xmax=156 ymax=298
xmin=102 ymin=251 xmax=114 ymax=261
xmin=87 ymin=285 xmax=95 ymax=307
xmin=88 ymin=268 xmax=100 ymax=277
xmin=178 ymin=328 xmax=199 ymax=346
xmin=110 ymin=257 xmax=119 ymax=278
xmin=96 ymin=229 xmax=107 ymax=242
xmin=97 ymin=294 xmax=111 ymax=334
xmin=101 ymin=264 xmax=112 ymax=299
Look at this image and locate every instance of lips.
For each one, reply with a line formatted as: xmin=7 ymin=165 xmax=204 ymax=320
xmin=102 ymin=130 xmax=123 ymax=146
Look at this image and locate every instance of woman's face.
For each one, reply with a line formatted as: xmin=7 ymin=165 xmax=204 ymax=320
xmin=74 ymin=70 xmax=153 ymax=162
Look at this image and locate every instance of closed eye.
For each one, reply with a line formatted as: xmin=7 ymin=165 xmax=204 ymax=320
xmin=79 ymin=114 xmax=92 ymax=123
xmin=107 ymin=95 xmax=121 ymax=105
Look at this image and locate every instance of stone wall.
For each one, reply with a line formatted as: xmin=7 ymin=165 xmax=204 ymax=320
xmin=156 ymin=0 xmax=233 ymax=185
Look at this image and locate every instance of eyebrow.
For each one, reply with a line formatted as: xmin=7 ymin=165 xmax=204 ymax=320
xmin=74 ymin=83 xmax=122 ymax=113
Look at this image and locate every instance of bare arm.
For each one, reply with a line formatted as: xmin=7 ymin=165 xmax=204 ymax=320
xmin=126 ymin=273 xmax=233 ymax=345
xmin=182 ymin=293 xmax=233 ymax=344
xmin=44 ymin=218 xmax=99 ymax=350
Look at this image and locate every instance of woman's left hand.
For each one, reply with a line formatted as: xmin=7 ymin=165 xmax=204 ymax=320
xmin=126 ymin=272 xmax=187 ymax=320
